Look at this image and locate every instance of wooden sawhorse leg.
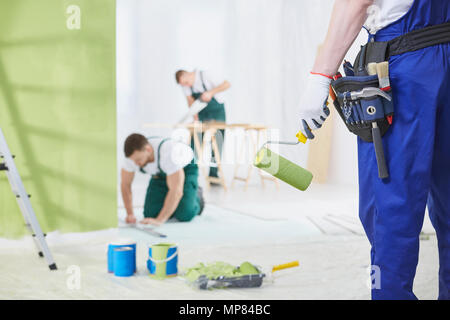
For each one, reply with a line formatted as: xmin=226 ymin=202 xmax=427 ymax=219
xmin=202 ymin=128 xmax=227 ymax=191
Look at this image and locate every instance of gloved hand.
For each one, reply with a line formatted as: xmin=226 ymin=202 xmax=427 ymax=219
xmin=298 ymin=72 xmax=332 ymax=139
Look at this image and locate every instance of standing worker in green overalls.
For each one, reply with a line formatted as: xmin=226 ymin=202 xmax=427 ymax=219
xmin=176 ymin=69 xmax=231 ymax=180
xmin=121 ymin=134 xmax=204 ymax=226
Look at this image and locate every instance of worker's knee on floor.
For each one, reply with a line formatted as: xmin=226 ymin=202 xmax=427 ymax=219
xmin=176 ymin=214 xmax=196 ymax=222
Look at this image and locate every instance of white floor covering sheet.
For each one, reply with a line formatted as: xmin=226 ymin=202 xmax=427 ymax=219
xmin=0 ymin=202 xmax=440 ymax=300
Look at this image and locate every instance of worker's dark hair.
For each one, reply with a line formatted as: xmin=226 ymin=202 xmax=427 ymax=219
xmin=124 ymin=133 xmax=149 ymax=157
xmin=175 ymin=70 xmax=187 ymax=83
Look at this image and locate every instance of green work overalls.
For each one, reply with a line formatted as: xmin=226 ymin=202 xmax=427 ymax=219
xmin=142 ymin=138 xmax=201 ymax=222
xmin=191 ymin=71 xmax=226 ymax=178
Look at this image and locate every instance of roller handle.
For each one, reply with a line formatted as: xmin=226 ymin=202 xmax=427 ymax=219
xmin=296 ymin=131 xmax=308 ymax=144
xmin=272 ymin=261 xmax=299 ymax=273
xmin=372 ymin=122 xmax=389 ymax=179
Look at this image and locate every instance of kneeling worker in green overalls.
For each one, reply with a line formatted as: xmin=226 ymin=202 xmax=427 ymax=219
xmin=175 ymin=69 xmax=230 ymax=179
xmin=121 ymin=133 xmax=204 ymax=226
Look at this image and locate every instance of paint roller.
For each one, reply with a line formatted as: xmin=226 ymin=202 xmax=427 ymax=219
xmin=178 ymin=100 xmax=208 ymax=124
xmin=185 ymin=260 xmax=300 ymax=289
xmin=254 ymin=86 xmax=336 ymax=191
xmin=254 ymin=137 xmax=312 ymax=191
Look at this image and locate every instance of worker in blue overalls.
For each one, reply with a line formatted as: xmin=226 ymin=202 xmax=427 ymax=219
xmin=297 ymin=0 xmax=450 ymax=299
xmin=176 ymin=69 xmax=231 ymax=180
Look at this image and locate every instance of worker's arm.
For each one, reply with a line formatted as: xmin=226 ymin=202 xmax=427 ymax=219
xmin=186 ymin=95 xmax=195 ymax=107
xmin=298 ymin=0 xmax=374 ymax=139
xmin=186 ymin=95 xmax=199 ymax=121
xmin=313 ymin=0 xmax=374 ymax=75
xmin=120 ymin=169 xmax=137 ymax=224
xmin=141 ymin=169 xmax=185 ymax=225
xmin=201 ymin=80 xmax=231 ymax=102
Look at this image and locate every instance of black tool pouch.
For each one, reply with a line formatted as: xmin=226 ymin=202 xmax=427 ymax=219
xmin=330 ymin=44 xmax=394 ymax=142
xmin=332 ymin=21 xmax=450 ymax=142
xmin=331 ymin=75 xmax=394 ymax=142
xmin=329 ymin=22 xmax=450 ymax=178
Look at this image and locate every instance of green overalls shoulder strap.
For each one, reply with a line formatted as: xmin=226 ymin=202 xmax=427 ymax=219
xmin=139 ymin=136 xmax=162 ymax=174
xmin=143 ymin=138 xmax=201 ymax=222
xmin=153 ymin=137 xmax=171 ymax=178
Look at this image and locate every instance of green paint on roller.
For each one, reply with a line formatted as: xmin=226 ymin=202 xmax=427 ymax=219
xmin=184 ymin=261 xmax=260 ymax=282
xmin=254 ymin=147 xmax=313 ymax=191
xmin=238 ymin=261 xmax=260 ymax=275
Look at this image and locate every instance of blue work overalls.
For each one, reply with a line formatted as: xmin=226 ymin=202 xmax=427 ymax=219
xmin=358 ymin=0 xmax=450 ymax=299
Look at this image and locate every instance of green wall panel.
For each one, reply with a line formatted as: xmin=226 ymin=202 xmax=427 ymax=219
xmin=0 ymin=0 xmax=117 ymax=238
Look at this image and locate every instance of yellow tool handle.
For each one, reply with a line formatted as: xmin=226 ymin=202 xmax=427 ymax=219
xmin=296 ymin=131 xmax=308 ymax=144
xmin=272 ymin=261 xmax=300 ymax=273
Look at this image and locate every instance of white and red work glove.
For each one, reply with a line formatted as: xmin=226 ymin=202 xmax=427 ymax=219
xmin=298 ymin=72 xmax=331 ymax=139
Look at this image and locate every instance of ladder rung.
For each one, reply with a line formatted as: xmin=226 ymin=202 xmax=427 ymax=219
xmin=15 ymin=194 xmax=31 ymax=198
xmin=32 ymin=233 xmax=47 ymax=237
xmin=1 ymin=128 xmax=56 ymax=269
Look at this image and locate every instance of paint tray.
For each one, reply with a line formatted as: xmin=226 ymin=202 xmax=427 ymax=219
xmin=181 ymin=262 xmax=265 ymax=290
xmin=194 ymin=272 xmax=266 ymax=290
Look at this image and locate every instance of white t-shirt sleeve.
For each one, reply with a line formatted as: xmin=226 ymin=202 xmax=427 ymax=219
xmin=364 ymin=0 xmax=414 ymax=34
xmin=159 ymin=140 xmax=194 ymax=176
xmin=122 ymin=157 xmax=139 ymax=173
xmin=202 ymin=70 xmax=225 ymax=88
xmin=182 ymin=85 xmax=192 ymax=97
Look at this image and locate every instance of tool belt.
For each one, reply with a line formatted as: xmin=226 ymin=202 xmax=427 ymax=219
xmin=330 ymin=22 xmax=450 ymax=179
xmin=355 ymin=21 xmax=450 ymax=66
xmin=331 ymin=74 xmax=393 ymax=142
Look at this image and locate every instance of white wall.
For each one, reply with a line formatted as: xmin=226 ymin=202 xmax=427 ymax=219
xmin=117 ymin=0 xmax=369 ymax=204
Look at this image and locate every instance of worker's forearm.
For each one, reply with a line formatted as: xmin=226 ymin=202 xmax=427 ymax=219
xmin=121 ymin=185 xmax=134 ymax=216
xmin=312 ymin=0 xmax=373 ymax=76
xmin=209 ymin=81 xmax=230 ymax=96
xmin=156 ymin=188 xmax=183 ymax=223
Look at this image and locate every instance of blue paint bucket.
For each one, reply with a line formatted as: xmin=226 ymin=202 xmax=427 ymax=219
xmin=107 ymin=240 xmax=136 ymax=273
xmin=113 ymin=247 xmax=135 ymax=277
xmin=147 ymin=243 xmax=178 ymax=279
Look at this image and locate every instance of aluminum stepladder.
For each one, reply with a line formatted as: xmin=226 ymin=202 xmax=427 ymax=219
xmin=0 ymin=128 xmax=57 ymax=270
